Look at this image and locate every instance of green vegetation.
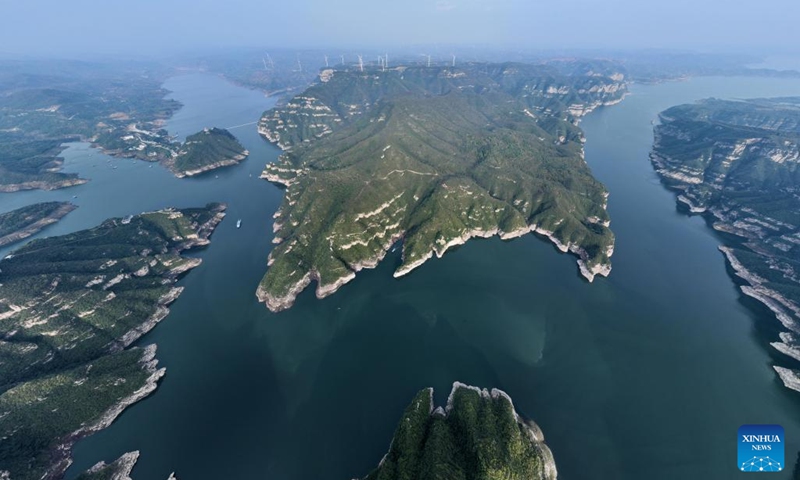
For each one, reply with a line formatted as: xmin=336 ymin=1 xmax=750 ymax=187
xmin=651 ymin=97 xmax=800 ymax=391
xmin=257 ymin=63 xmax=626 ymax=310
xmin=170 ymin=127 xmax=248 ymax=177
xmin=197 ymin=49 xmax=323 ymax=97
xmin=0 ymin=201 xmax=76 ymax=248
xmin=0 ymin=204 xmax=225 ymax=479
xmin=359 ymin=383 xmax=556 ymax=480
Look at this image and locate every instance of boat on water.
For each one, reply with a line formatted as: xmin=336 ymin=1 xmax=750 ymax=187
xmin=236 ymin=219 xmax=242 ymax=229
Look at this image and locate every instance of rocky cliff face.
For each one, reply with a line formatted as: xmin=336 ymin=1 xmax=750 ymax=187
xmin=651 ymin=97 xmax=800 ymax=392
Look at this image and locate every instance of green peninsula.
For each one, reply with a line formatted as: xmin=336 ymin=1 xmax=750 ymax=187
xmin=651 ymin=97 xmax=800 ymax=392
xmin=257 ymin=62 xmax=625 ymax=311
xmin=0 ymin=203 xmax=225 ymax=479
xmin=358 ymin=382 xmax=557 ymax=480
xmin=0 ymin=201 xmax=76 ymax=248
xmin=169 ymin=127 xmax=249 ymax=178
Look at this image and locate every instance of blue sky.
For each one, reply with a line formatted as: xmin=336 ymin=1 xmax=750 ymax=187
xmin=2 ymin=0 xmax=798 ymax=55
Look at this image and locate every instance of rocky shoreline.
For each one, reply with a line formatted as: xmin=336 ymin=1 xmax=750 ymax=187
xmin=0 ymin=178 xmax=87 ymax=193
xmin=79 ymin=451 xmax=140 ymax=480
xmin=46 ymin=346 xmax=165 ymax=479
xmin=115 ymin=205 xmax=226 ymax=344
xmin=656 ymin=158 xmax=800 ymax=392
xmin=255 ymin=63 xmax=621 ymax=312
xmin=774 ymin=367 xmax=800 ymax=393
xmin=260 ymin=145 xmax=613 ymax=312
xmin=48 ymin=207 xmax=225 ymax=476
xmin=258 ymin=218 xmax=613 ymax=312
xmin=0 ymin=202 xmax=77 ymax=247
xmin=719 ymin=246 xmax=800 ymax=393
xmin=0 ymin=204 xmax=227 ymax=479
xmin=650 ymin=102 xmax=800 ymax=394
xmin=171 ymin=150 xmax=249 ymax=178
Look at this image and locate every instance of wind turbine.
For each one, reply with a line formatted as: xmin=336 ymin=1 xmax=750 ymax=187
xmin=296 ymin=56 xmax=303 ymax=73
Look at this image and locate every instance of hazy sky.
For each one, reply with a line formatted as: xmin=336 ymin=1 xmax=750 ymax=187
xmin=2 ymin=0 xmax=798 ymax=56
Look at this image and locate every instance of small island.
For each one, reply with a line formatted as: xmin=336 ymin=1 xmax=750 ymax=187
xmin=651 ymin=97 xmax=800 ymax=392
xmin=257 ymin=62 xmax=626 ymax=311
xmin=0 ymin=203 xmax=225 ymax=480
xmin=358 ymin=382 xmax=557 ymax=480
xmin=0 ymin=201 xmax=76 ymax=247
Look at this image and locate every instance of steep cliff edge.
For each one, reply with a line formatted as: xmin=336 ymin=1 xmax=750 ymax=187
xmin=651 ymin=97 xmax=800 ymax=392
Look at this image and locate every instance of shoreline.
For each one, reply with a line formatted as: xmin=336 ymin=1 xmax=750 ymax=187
xmin=259 ymin=164 xmax=613 ymax=314
xmin=774 ymin=367 xmax=800 ymax=393
xmin=46 ymin=346 xmax=165 ymax=479
xmin=719 ymin=246 xmax=800 ymax=372
xmin=80 ymin=451 xmax=140 ymax=480
xmin=171 ymin=151 xmax=249 ymax=179
xmin=652 ymin=136 xmax=800 ymax=393
xmin=258 ymin=215 xmax=613 ymax=312
xmin=0 ymin=202 xmax=77 ymax=248
xmin=44 ymin=204 xmax=226 ymax=477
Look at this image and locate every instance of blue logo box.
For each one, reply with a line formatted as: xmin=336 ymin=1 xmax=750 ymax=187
xmin=739 ymin=425 xmax=784 ymax=472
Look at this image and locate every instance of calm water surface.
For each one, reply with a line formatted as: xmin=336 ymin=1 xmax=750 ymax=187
xmin=4 ymin=74 xmax=800 ymax=480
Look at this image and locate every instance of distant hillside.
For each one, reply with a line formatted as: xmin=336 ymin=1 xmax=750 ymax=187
xmin=169 ymin=127 xmax=249 ymax=177
xmin=0 ymin=201 xmax=76 ymax=247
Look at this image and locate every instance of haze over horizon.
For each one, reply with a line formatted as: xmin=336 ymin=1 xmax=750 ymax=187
xmin=3 ymin=0 xmax=799 ymax=57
